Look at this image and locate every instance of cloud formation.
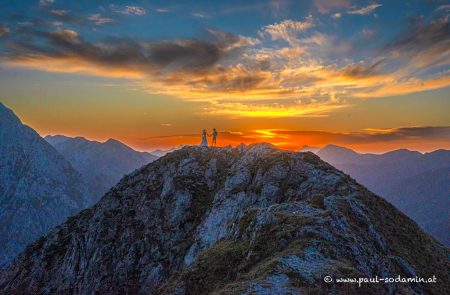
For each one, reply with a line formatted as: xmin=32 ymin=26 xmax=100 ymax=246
xmin=0 ymin=24 xmax=10 ymax=37
xmin=87 ymin=14 xmax=113 ymax=25
xmin=331 ymin=12 xmax=342 ymax=19
xmin=437 ymin=5 xmax=450 ymax=11
xmin=192 ymin=13 xmax=207 ymax=18
xmin=111 ymin=5 xmax=147 ymax=16
xmin=1 ymin=4 xmax=449 ymax=119
xmin=259 ymin=16 xmax=314 ymax=45
xmin=4 ymin=28 xmax=253 ymax=79
xmin=39 ymin=0 xmax=55 ymax=6
xmin=348 ymin=4 xmax=382 ymax=15
xmin=47 ymin=9 xmax=113 ymax=26
xmin=313 ymin=0 xmax=350 ymax=13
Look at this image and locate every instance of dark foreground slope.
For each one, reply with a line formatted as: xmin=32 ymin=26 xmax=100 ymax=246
xmin=1 ymin=144 xmax=448 ymax=294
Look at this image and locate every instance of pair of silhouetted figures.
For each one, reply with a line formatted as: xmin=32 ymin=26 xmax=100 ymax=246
xmin=200 ymin=128 xmax=218 ymax=147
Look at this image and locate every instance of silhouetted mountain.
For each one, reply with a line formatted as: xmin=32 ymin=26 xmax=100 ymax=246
xmin=45 ymin=135 xmax=158 ymax=200
xmin=1 ymin=144 xmax=448 ymax=294
xmin=388 ymin=166 xmax=450 ymax=240
xmin=299 ymin=145 xmax=321 ymax=153
xmin=150 ymin=145 xmax=185 ymax=157
xmin=315 ymin=145 xmax=450 ymax=245
xmin=315 ymin=145 xmax=361 ymax=164
xmin=0 ymin=103 xmax=90 ymax=266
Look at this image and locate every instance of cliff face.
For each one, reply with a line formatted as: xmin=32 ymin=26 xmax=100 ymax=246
xmin=0 ymin=103 xmax=89 ymax=266
xmin=1 ymin=144 xmax=448 ymax=294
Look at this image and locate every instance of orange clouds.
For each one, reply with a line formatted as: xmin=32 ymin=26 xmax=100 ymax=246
xmin=6 ymin=55 xmax=146 ymax=79
xmin=2 ymin=13 xmax=450 ymax=119
xmin=353 ymin=75 xmax=450 ymax=98
xmin=200 ymin=99 xmax=347 ymax=118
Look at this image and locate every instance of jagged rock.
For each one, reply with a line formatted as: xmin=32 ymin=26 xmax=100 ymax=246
xmin=0 ymin=144 xmax=448 ymax=294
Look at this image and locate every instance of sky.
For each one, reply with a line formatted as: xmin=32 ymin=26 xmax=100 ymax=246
xmin=0 ymin=0 xmax=449 ymax=152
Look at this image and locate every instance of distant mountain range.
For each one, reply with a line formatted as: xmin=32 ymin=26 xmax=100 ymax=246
xmin=0 ymin=103 xmax=90 ymax=266
xmin=150 ymin=145 xmax=185 ymax=157
xmin=46 ymin=135 xmax=157 ymax=199
xmin=301 ymin=144 xmax=450 ymax=245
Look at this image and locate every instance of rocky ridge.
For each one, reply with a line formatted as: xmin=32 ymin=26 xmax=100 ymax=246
xmin=0 ymin=143 xmax=448 ymax=294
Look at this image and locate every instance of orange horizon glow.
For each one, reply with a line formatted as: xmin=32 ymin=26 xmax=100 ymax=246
xmin=40 ymin=128 xmax=450 ymax=154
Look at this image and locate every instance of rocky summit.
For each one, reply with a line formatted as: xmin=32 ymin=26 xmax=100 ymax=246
xmin=0 ymin=144 xmax=448 ymax=294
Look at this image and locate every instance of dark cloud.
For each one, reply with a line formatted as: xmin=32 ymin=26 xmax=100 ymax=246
xmin=340 ymin=59 xmax=384 ymax=78
xmin=274 ymin=126 xmax=450 ymax=144
xmin=147 ymin=40 xmax=222 ymax=72
xmin=7 ymin=29 xmax=150 ymax=71
xmin=383 ymin=14 xmax=450 ymax=59
xmin=375 ymin=126 xmax=450 ymax=141
xmin=215 ymin=73 xmax=266 ymax=91
xmin=0 ymin=24 xmax=10 ymax=37
xmin=4 ymin=27 xmax=250 ymax=75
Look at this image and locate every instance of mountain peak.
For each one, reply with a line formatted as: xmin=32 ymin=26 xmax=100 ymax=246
xmin=0 ymin=104 xmax=89 ymax=266
xmin=0 ymin=101 xmax=7 ymax=110
xmin=245 ymin=142 xmax=277 ymax=153
xmin=0 ymin=102 xmax=22 ymax=126
xmin=299 ymin=145 xmax=321 ymax=153
xmin=1 ymin=144 xmax=448 ymax=294
xmin=382 ymin=148 xmax=421 ymax=157
xmin=316 ymin=144 xmax=360 ymax=165
xmin=105 ymin=138 xmax=122 ymax=145
xmin=321 ymin=144 xmax=358 ymax=153
xmin=103 ymin=138 xmax=135 ymax=151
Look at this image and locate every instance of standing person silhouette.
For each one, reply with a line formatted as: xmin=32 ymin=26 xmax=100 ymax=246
xmin=211 ymin=128 xmax=218 ymax=147
xmin=200 ymin=129 xmax=208 ymax=147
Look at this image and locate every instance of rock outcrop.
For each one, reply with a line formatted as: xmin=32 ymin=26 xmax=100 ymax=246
xmin=1 ymin=144 xmax=448 ymax=294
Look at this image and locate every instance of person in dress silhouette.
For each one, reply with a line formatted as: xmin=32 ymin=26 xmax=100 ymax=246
xmin=211 ymin=128 xmax=218 ymax=147
xmin=200 ymin=129 xmax=208 ymax=147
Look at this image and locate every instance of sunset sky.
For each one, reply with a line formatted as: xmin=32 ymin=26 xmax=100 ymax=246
xmin=1 ymin=0 xmax=449 ymax=152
